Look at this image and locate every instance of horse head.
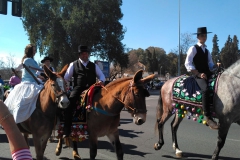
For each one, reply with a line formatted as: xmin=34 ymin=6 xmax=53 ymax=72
xmin=124 ymin=70 xmax=155 ymax=125
xmin=43 ymin=64 xmax=70 ymax=109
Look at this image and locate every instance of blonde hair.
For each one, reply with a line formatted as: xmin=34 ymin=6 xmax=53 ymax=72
xmin=21 ymin=44 xmax=36 ymax=63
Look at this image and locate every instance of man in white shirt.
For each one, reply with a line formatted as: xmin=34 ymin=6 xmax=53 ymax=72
xmin=63 ymin=45 xmax=105 ymax=137
xmin=185 ymin=27 xmax=219 ymax=130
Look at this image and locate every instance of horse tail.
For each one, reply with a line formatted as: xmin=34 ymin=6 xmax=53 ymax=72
xmin=155 ymin=89 xmax=163 ymax=134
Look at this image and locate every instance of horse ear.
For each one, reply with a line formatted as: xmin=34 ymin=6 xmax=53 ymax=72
xmin=133 ymin=70 xmax=143 ymax=83
xmin=43 ymin=65 xmax=55 ymax=79
xmin=58 ymin=64 xmax=69 ymax=78
xmin=141 ymin=74 xmax=155 ymax=84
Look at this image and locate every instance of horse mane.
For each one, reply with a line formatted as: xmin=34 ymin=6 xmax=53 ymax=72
xmin=105 ymin=77 xmax=132 ymax=88
xmin=224 ymin=59 xmax=240 ymax=75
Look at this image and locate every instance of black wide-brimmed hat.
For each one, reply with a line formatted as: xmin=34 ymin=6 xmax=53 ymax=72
xmin=41 ymin=56 xmax=53 ymax=63
xmin=78 ymin=45 xmax=89 ymax=53
xmin=193 ymin=27 xmax=212 ymax=35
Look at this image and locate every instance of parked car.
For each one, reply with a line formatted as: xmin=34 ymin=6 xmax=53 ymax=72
xmin=155 ymin=81 xmax=165 ymax=89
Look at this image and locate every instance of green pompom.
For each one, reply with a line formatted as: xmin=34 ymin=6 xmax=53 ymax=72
xmin=199 ymin=115 xmax=204 ymax=119
xmin=178 ymin=114 xmax=182 ymax=117
xmin=198 ymin=119 xmax=202 ymax=123
xmin=176 ymin=103 xmax=180 ymax=108
xmin=197 ymin=108 xmax=201 ymax=113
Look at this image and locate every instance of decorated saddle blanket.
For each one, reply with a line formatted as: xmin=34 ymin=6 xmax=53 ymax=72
xmin=57 ymin=84 xmax=102 ymax=141
xmin=172 ymin=75 xmax=217 ymax=107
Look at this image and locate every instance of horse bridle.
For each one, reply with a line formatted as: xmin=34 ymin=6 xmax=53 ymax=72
xmin=102 ymin=80 xmax=148 ymax=114
xmin=49 ymin=80 xmax=68 ymax=104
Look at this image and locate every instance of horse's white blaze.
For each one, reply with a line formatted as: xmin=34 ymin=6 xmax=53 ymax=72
xmin=56 ymin=78 xmax=69 ymax=108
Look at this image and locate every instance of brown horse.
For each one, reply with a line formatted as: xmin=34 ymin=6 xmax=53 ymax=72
xmin=17 ymin=64 xmax=70 ymax=160
xmin=55 ymin=70 xmax=155 ymax=160
xmin=154 ymin=60 xmax=240 ymax=160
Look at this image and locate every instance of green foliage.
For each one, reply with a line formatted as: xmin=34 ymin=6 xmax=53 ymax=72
xmin=211 ymin=34 xmax=220 ymax=64
xmin=21 ymin=0 xmax=126 ymax=69
xmin=220 ymin=35 xmax=239 ymax=68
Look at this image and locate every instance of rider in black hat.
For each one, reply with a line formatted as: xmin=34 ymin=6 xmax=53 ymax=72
xmin=63 ymin=45 xmax=105 ymax=137
xmin=37 ymin=56 xmax=55 ymax=81
xmin=185 ymin=27 xmax=219 ymax=130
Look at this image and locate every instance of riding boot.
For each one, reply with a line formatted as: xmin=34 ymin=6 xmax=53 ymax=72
xmin=202 ymin=90 xmax=219 ymax=130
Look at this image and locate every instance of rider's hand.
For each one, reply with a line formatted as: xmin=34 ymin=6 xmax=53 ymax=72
xmin=199 ymin=73 xmax=207 ymax=80
xmin=96 ymin=81 xmax=104 ymax=86
xmin=38 ymin=75 xmax=46 ymax=80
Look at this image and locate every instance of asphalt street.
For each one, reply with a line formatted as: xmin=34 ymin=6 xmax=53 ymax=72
xmin=0 ymin=90 xmax=239 ymax=160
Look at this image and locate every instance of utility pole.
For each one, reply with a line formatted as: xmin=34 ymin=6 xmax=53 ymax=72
xmin=178 ymin=0 xmax=181 ymax=76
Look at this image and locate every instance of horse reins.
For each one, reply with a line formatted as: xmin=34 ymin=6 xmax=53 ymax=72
xmin=50 ymin=81 xmax=67 ymax=103
xmin=101 ymin=80 xmax=147 ymax=114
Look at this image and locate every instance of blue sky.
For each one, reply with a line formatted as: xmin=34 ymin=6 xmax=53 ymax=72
xmin=0 ymin=0 xmax=240 ymax=66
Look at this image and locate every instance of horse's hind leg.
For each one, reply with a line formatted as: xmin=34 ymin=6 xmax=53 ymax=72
xmin=212 ymin=119 xmax=231 ymax=160
xmin=107 ymin=131 xmax=123 ymax=160
xmin=171 ymin=114 xmax=183 ymax=158
xmin=154 ymin=112 xmax=173 ymax=150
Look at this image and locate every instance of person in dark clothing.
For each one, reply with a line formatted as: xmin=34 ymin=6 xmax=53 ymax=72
xmin=185 ymin=27 xmax=219 ymax=130
xmin=37 ymin=56 xmax=55 ymax=82
xmin=63 ymin=45 xmax=105 ymax=137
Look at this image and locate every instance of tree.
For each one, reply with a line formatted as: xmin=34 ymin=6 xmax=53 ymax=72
xmin=145 ymin=47 xmax=166 ymax=74
xmin=232 ymin=35 xmax=239 ymax=61
xmin=211 ymin=34 xmax=220 ymax=64
xmin=171 ymin=32 xmax=196 ymax=75
xmin=220 ymin=35 xmax=239 ymax=68
xmin=166 ymin=52 xmax=178 ymax=76
xmin=127 ymin=50 xmax=139 ymax=73
xmin=21 ymin=0 xmax=126 ymax=69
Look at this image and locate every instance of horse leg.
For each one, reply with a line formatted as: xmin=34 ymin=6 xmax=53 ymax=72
xmin=55 ymin=137 xmax=63 ymax=156
xmin=107 ymin=131 xmax=123 ymax=160
xmin=89 ymin=135 xmax=98 ymax=160
xmin=171 ymin=114 xmax=183 ymax=158
xmin=23 ymin=133 xmax=30 ymax=148
xmin=154 ymin=112 xmax=172 ymax=150
xmin=72 ymin=141 xmax=81 ymax=160
xmin=32 ymin=132 xmax=50 ymax=160
xmin=212 ymin=119 xmax=231 ymax=160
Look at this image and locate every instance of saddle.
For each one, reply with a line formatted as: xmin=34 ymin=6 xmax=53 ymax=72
xmin=171 ymin=72 xmax=222 ymax=123
xmin=57 ymin=84 xmax=102 ymax=141
xmin=172 ymin=75 xmax=216 ymax=107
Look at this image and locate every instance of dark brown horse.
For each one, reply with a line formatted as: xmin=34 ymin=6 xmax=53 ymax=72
xmin=55 ymin=70 xmax=155 ymax=160
xmin=154 ymin=60 xmax=240 ymax=160
xmin=17 ymin=64 xmax=70 ymax=160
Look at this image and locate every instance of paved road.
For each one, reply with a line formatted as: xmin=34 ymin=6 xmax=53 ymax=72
xmin=0 ymin=92 xmax=239 ymax=160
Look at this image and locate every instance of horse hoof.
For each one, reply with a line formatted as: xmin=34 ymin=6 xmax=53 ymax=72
xmin=154 ymin=143 xmax=161 ymax=150
xmin=73 ymin=155 xmax=81 ymax=160
xmin=176 ymin=149 xmax=183 ymax=158
xmin=55 ymin=149 xmax=61 ymax=156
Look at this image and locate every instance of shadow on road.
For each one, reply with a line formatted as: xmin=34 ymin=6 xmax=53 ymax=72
xmin=162 ymin=152 xmax=240 ymax=160
xmin=119 ymin=118 xmax=132 ymax=125
xmin=0 ymin=158 xmax=12 ymax=160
